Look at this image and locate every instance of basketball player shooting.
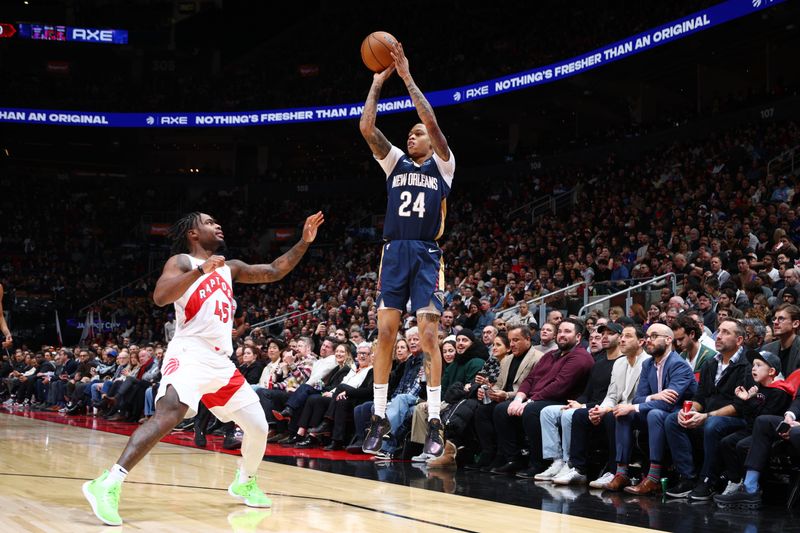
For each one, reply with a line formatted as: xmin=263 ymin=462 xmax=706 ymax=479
xmin=359 ymin=40 xmax=453 ymax=459
xmin=83 ymin=210 xmax=324 ymax=526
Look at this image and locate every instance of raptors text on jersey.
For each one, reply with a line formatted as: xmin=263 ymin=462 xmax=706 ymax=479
xmin=171 ymin=255 xmax=236 ymax=354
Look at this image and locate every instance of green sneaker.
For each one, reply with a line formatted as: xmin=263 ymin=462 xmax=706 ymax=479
xmin=82 ymin=470 xmax=123 ymax=526
xmin=228 ymin=469 xmax=272 ymax=508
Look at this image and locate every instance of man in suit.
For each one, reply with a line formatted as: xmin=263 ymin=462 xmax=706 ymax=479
xmin=761 ymin=303 xmax=800 ymax=377
xmin=605 ymin=323 xmax=697 ymax=494
xmin=467 ymin=325 xmax=542 ymax=471
xmin=557 ymin=324 xmax=650 ymax=487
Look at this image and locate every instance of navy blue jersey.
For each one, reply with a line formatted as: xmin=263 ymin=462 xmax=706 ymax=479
xmin=377 ymin=145 xmax=455 ymax=241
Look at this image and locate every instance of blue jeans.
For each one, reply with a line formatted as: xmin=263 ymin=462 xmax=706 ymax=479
xmin=353 ymin=401 xmax=374 ymax=443
xmin=540 ymin=405 xmax=576 ymax=462
xmin=665 ymin=412 xmax=746 ymax=480
xmin=90 ymin=380 xmax=113 ymax=406
xmin=144 ymin=386 xmax=156 ymax=416
xmin=381 ymin=393 xmax=419 ymax=453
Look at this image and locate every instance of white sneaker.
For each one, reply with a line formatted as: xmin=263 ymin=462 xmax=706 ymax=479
xmin=534 ymin=459 xmax=565 ymax=481
xmin=553 ymin=466 xmax=587 ymax=485
xmin=721 ymin=480 xmax=742 ymax=496
xmin=589 ymin=471 xmax=615 ymax=489
xmin=411 ymin=451 xmax=435 ymax=463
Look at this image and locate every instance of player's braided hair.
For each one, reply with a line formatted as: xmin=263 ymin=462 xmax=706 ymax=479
xmin=168 ymin=212 xmax=202 ymax=254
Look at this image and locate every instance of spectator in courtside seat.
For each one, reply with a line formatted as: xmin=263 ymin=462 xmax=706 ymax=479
xmin=492 ymin=319 xmax=593 ymax=478
xmin=605 ymin=323 xmax=696 ymax=495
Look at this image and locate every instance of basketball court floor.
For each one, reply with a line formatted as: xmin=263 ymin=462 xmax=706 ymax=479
xmin=1 ymin=409 xmax=796 ymax=532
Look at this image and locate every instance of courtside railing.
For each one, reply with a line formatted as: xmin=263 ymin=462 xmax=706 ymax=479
xmin=497 ymin=281 xmax=589 ymax=326
xmin=577 ymin=273 xmax=677 ymax=318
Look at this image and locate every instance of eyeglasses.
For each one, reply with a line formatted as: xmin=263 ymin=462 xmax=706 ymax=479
xmin=357 ymin=352 xmax=370 ymax=356
xmin=645 ymin=333 xmax=671 ymax=340
xmin=773 ymin=316 xmax=790 ymax=323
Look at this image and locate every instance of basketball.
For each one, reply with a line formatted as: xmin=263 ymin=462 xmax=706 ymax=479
xmin=360 ymin=31 xmax=397 ymax=72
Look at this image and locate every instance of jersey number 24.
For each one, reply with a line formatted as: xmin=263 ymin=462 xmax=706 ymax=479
xmin=398 ymin=191 xmax=426 ymax=218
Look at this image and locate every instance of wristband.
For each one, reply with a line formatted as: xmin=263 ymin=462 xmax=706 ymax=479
xmin=196 ymin=264 xmax=205 ymax=275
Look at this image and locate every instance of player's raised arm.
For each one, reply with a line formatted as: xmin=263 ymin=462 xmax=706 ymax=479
xmin=391 ymin=41 xmax=450 ymax=161
xmin=153 ymin=254 xmax=225 ymax=307
xmin=359 ymin=65 xmax=396 ymax=159
xmin=229 ymin=211 xmax=324 ymax=284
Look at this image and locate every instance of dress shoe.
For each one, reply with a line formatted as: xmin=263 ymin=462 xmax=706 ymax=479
xmin=516 ymin=466 xmax=542 ymax=479
xmin=294 ymin=437 xmax=316 ymax=448
xmin=491 ymin=460 xmax=526 ymax=475
xmin=483 ymin=458 xmax=507 ymax=473
xmin=194 ymin=427 xmax=207 ymax=447
xmin=309 ymin=420 xmax=333 ymax=437
xmin=272 ymin=407 xmax=293 ymax=421
xmin=624 ymin=476 xmax=661 ymax=496
xmin=604 ymin=473 xmax=631 ymax=492
xmin=267 ymin=431 xmax=289 ymax=444
xmin=105 ymin=412 xmax=126 ymax=422
xmin=278 ymin=434 xmax=299 ymax=446
xmin=66 ymin=402 xmax=85 ymax=415
xmin=324 ymin=441 xmax=344 ymax=451
xmin=465 ymin=454 xmax=494 ymax=471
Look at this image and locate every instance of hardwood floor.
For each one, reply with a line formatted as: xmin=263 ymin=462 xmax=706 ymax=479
xmin=0 ymin=414 xmax=658 ymax=532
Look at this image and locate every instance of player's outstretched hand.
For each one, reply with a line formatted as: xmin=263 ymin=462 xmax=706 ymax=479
xmin=302 ymin=212 xmax=325 ymax=244
xmin=2 ymin=335 xmax=11 ymax=348
xmin=200 ymin=255 xmax=226 ymax=274
xmin=373 ymin=63 xmax=395 ymax=84
xmin=390 ymin=41 xmax=409 ymax=80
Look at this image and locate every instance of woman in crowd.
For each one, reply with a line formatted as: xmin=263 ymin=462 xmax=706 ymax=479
xmin=292 ymin=343 xmax=355 ymax=447
xmin=309 ymin=344 xmax=375 ymax=450
xmin=393 ymin=338 xmax=410 ymax=365
xmin=628 ymin=303 xmax=647 ymax=325
xmin=238 ymin=346 xmax=266 ymax=385
xmin=255 ymin=338 xmax=285 ymax=390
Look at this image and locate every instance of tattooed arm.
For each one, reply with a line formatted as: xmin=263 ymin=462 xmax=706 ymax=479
xmin=391 ymin=41 xmax=450 ymax=161
xmin=229 ymin=212 xmax=324 ymax=284
xmin=359 ymin=65 xmax=396 ymax=159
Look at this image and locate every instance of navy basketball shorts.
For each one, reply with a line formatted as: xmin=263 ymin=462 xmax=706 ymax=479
xmin=376 ymin=240 xmax=445 ymax=315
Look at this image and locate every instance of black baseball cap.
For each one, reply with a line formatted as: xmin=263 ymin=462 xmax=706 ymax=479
xmin=597 ymin=323 xmax=623 ymax=335
xmin=749 ymin=349 xmax=782 ymax=375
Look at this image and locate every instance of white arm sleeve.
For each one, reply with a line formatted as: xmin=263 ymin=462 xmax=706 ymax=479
xmin=432 ymin=149 xmax=455 ymax=188
xmin=375 ymin=146 xmax=405 ymax=179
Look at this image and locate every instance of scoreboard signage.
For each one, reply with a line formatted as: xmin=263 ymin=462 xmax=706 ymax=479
xmin=0 ymin=0 xmax=786 ymax=127
xmin=15 ymin=23 xmax=128 ymax=44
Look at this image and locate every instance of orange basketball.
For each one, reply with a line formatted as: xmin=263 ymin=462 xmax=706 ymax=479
xmin=360 ymin=31 xmax=397 ymax=73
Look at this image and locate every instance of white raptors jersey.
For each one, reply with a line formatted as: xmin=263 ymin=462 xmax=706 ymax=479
xmin=171 ymin=255 xmax=236 ymax=355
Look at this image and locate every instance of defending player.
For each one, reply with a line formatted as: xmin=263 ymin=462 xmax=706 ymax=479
xmin=359 ymin=40 xmax=454 ymax=458
xmin=83 ymin=211 xmax=324 ymax=526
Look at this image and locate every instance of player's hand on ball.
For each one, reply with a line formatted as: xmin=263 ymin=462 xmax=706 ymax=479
xmin=390 ymin=41 xmax=409 ymax=80
xmin=302 ymin=211 xmax=325 ymax=244
xmin=373 ymin=63 xmax=396 ymax=84
xmin=201 ymin=255 xmax=226 ymax=273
